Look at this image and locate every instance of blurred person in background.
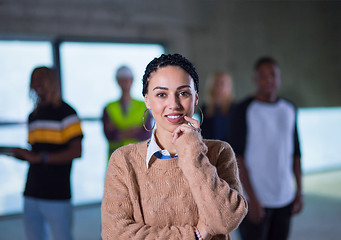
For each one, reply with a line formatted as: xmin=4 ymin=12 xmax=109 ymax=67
xmin=102 ymin=66 xmax=152 ymax=160
xmin=201 ymin=71 xmax=235 ymax=143
xmin=230 ymin=56 xmax=303 ymax=240
xmin=13 ymin=66 xmax=83 ymax=240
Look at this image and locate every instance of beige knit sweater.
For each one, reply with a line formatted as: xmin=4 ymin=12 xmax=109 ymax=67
xmin=101 ymin=131 xmax=247 ymax=240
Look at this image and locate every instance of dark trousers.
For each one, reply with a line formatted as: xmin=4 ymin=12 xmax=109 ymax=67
xmin=239 ymin=203 xmax=293 ymax=240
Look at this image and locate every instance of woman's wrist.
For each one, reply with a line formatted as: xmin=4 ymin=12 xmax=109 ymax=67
xmin=195 ymin=222 xmax=211 ymax=240
xmin=194 ymin=226 xmax=203 ymax=240
xmin=175 ymin=131 xmax=205 ymax=157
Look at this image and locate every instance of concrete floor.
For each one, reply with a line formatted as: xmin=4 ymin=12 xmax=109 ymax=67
xmin=0 ymin=170 xmax=340 ymax=240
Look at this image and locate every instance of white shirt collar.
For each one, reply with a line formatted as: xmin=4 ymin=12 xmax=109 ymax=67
xmin=146 ymin=130 xmax=175 ymax=168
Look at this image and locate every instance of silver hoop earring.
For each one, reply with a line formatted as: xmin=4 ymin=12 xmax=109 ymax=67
xmin=142 ymin=109 xmax=155 ymax=132
xmin=196 ymin=105 xmax=204 ymax=127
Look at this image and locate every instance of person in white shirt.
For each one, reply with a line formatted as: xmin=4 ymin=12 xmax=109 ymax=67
xmin=231 ymin=56 xmax=303 ymax=240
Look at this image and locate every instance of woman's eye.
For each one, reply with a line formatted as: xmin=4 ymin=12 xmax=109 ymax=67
xmin=179 ymin=91 xmax=190 ymax=97
xmin=156 ymin=92 xmax=166 ymax=97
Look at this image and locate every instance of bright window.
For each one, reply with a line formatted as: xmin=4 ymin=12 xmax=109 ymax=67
xmin=60 ymin=42 xmax=165 ymax=118
xmin=0 ymin=40 xmax=53 ymax=121
xmin=0 ymin=40 xmax=53 ymax=215
xmin=298 ymin=107 xmax=341 ymax=173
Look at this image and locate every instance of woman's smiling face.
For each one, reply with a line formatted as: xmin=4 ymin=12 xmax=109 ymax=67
xmin=144 ymin=65 xmax=198 ymax=134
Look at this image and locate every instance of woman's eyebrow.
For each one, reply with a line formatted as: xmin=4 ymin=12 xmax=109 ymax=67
xmin=152 ymin=85 xmax=191 ymax=91
xmin=153 ymin=86 xmax=168 ymax=91
xmin=177 ymin=85 xmax=191 ymax=90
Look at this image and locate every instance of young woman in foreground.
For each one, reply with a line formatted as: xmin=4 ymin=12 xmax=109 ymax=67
xmin=101 ymin=54 xmax=247 ymax=240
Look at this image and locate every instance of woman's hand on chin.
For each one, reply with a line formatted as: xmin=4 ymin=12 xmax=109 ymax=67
xmin=171 ymin=116 xmax=200 ymax=143
xmin=172 ymin=116 xmax=206 ymax=170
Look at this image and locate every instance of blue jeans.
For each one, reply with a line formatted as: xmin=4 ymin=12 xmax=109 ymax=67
xmin=24 ymin=197 xmax=73 ymax=240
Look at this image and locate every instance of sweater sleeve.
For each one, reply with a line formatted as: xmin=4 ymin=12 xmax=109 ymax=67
xmin=101 ymin=148 xmax=197 ymax=240
xmin=175 ymin=131 xmax=248 ymax=236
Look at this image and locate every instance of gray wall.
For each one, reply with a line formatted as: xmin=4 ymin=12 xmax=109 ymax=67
xmin=1 ymin=0 xmax=340 ymax=107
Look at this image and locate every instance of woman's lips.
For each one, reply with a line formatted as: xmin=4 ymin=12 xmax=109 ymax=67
xmin=165 ymin=114 xmax=184 ymax=123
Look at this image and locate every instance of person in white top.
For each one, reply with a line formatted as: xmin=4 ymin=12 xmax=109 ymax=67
xmin=231 ymin=56 xmax=303 ymax=240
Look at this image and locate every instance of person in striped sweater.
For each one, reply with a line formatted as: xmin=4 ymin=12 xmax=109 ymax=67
xmin=14 ymin=66 xmax=83 ymax=240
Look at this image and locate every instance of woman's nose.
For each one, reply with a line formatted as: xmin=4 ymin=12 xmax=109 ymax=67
xmin=167 ymin=94 xmax=180 ymax=109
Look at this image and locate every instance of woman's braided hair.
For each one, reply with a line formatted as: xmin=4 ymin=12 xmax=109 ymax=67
xmin=142 ymin=53 xmax=199 ymax=96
